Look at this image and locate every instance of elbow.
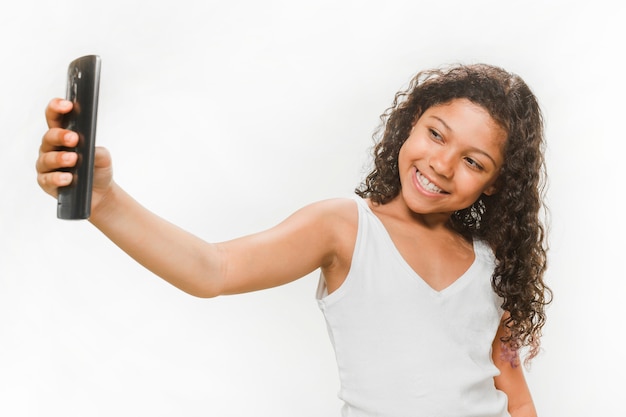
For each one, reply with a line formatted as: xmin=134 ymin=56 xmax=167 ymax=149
xmin=164 ymin=270 xmax=224 ymax=299
xmin=188 ymin=285 xmax=222 ymax=299
xmin=180 ymin=272 xmax=224 ymax=299
xmin=171 ymin=242 xmax=228 ymax=298
xmin=185 ymin=243 xmax=227 ymax=298
xmin=173 ymin=280 xmax=222 ymax=299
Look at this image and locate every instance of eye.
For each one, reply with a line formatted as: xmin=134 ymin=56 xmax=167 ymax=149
xmin=464 ymin=157 xmax=484 ymax=171
xmin=429 ymin=128 xmax=443 ymax=142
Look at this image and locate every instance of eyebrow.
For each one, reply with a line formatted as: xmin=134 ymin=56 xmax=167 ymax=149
xmin=427 ymin=115 xmax=499 ymax=167
xmin=429 ymin=115 xmax=452 ymax=132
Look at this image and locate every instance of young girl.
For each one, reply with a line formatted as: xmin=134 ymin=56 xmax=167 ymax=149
xmin=36 ymin=63 xmax=550 ymax=417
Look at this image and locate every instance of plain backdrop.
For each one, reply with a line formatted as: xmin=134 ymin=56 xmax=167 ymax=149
xmin=1 ymin=0 xmax=624 ymax=415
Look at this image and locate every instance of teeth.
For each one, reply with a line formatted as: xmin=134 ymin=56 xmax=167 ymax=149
xmin=417 ymin=171 xmax=443 ymax=193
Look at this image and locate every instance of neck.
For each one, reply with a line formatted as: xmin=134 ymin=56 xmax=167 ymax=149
xmin=386 ymin=195 xmax=454 ymax=231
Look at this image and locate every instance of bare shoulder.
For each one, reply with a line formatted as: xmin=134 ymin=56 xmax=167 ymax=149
xmin=283 ymin=197 xmax=357 ymax=229
xmin=258 ymin=197 xmax=359 ymax=263
xmin=304 ymin=197 xmax=358 ymax=223
xmin=288 ymin=197 xmax=358 ymax=246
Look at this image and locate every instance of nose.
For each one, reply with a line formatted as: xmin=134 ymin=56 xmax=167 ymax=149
xmin=429 ymin=149 xmax=455 ymax=179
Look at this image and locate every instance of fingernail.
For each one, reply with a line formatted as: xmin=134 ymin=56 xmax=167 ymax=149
xmin=64 ymin=131 xmax=77 ymax=144
xmin=60 ymin=173 xmax=73 ymax=184
xmin=62 ymin=153 xmax=74 ymax=163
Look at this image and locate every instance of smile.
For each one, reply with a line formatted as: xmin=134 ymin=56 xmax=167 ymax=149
xmin=416 ymin=170 xmax=447 ymax=194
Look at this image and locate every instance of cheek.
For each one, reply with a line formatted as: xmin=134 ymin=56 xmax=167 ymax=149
xmin=457 ymin=172 xmax=495 ymax=198
xmin=397 ymin=140 xmax=411 ymax=169
xmin=398 ymin=134 xmax=423 ymax=160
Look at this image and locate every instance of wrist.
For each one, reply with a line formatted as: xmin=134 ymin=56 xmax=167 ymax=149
xmin=88 ymin=181 xmax=121 ymax=226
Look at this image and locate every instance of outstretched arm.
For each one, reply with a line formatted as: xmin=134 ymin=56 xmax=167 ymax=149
xmin=88 ymin=184 xmax=344 ymax=297
xmin=36 ymin=99 xmax=349 ymax=298
xmin=492 ymin=316 xmax=538 ymax=417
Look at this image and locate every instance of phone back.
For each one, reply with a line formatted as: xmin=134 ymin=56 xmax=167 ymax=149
xmin=57 ymin=55 xmax=101 ymax=220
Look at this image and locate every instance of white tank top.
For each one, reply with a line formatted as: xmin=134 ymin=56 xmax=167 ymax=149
xmin=316 ymin=197 xmax=510 ymax=417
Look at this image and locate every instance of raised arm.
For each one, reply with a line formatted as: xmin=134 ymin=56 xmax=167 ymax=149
xmin=36 ymin=99 xmax=354 ymax=298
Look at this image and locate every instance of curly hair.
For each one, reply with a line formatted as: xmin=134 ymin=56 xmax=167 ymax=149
xmin=356 ymin=63 xmax=552 ymax=365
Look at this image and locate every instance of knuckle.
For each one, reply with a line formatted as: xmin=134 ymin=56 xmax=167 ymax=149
xmin=35 ymin=153 xmax=46 ymax=172
xmin=37 ymin=173 xmax=49 ymax=188
xmin=55 ymin=151 xmax=65 ymax=166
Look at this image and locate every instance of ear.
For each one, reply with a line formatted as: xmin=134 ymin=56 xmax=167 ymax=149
xmin=483 ymin=184 xmax=498 ymax=196
xmin=483 ymin=170 xmax=503 ymax=196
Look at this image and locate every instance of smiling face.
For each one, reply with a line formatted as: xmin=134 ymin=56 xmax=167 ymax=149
xmin=396 ymin=98 xmax=507 ymax=222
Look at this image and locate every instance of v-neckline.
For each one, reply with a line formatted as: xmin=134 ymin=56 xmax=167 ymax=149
xmin=360 ymin=198 xmax=478 ymax=297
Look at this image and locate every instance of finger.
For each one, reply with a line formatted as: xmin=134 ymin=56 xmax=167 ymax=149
xmin=35 ymin=149 xmax=78 ymax=174
xmin=40 ymin=128 xmax=78 ymax=153
xmin=45 ymin=98 xmax=73 ymax=129
xmin=37 ymin=171 xmax=73 ymax=197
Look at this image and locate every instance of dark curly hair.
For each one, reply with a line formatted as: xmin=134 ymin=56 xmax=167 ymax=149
xmin=356 ymin=63 xmax=552 ymax=365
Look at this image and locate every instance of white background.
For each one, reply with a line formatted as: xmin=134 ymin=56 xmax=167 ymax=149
xmin=1 ymin=0 xmax=624 ymax=415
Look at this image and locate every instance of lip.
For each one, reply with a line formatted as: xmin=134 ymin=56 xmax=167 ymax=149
xmin=412 ymin=167 xmax=449 ymax=196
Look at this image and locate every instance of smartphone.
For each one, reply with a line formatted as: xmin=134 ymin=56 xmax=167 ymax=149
xmin=57 ymin=55 xmax=101 ymax=220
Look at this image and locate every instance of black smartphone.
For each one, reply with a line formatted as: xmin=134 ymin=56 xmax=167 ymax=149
xmin=57 ymin=55 xmax=101 ymax=220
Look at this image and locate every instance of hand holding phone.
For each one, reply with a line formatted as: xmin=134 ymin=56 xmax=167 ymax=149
xmin=57 ymin=55 xmax=101 ymax=220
